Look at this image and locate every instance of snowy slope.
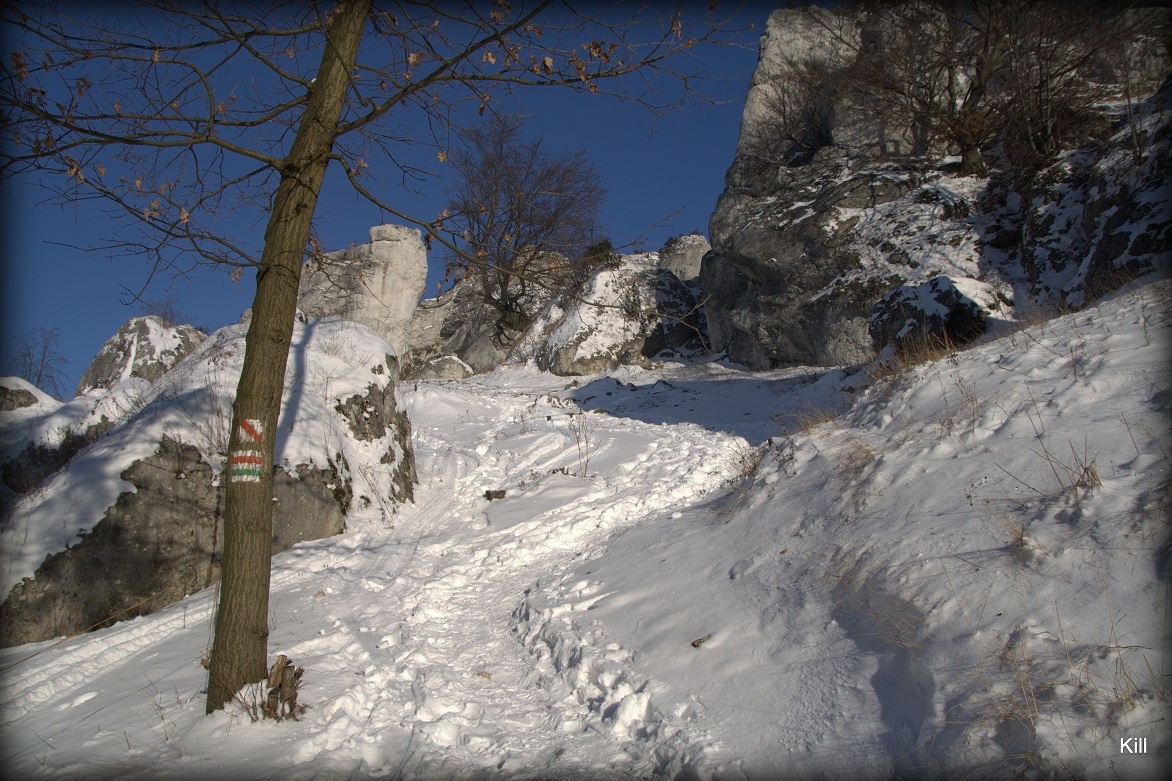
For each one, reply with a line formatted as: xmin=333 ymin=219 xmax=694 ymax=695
xmin=0 ymin=278 xmax=1168 ymax=780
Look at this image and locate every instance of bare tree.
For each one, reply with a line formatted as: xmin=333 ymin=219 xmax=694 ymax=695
xmin=0 ymin=0 xmax=739 ymax=712
xmin=443 ymin=114 xmax=605 ymax=336
xmin=991 ymin=1 xmax=1137 ymax=170
xmin=781 ymin=0 xmax=1163 ymax=175
xmin=755 ymin=56 xmax=836 ymax=167
xmin=4 ymin=326 xmax=69 ymax=399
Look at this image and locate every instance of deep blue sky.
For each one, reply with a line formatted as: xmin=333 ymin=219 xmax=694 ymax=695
xmin=2 ymin=7 xmax=765 ymax=397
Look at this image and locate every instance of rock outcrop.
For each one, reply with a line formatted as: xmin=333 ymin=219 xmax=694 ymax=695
xmin=521 ymin=252 xmax=706 ymax=376
xmin=298 ymin=224 xmax=428 ymax=360
xmin=0 ymin=436 xmax=356 ymax=647
xmin=405 ymin=235 xmax=711 ymax=378
xmin=703 ymin=6 xmax=1171 ymax=368
xmin=869 ymin=275 xmax=1008 ymax=354
xmin=657 ymin=233 xmax=710 ymax=282
xmin=0 ymin=380 xmax=39 ymax=412
xmin=75 ymin=316 xmax=205 ymax=396
xmin=404 ymin=278 xmax=527 ymax=377
xmin=0 ymin=318 xmax=416 ymax=647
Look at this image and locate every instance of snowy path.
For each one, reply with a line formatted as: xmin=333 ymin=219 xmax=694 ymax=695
xmin=2 ymin=366 xmax=817 ymax=780
xmin=6 ymin=281 xmax=1166 ymax=781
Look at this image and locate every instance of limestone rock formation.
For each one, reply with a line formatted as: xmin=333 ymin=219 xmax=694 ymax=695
xmin=404 ymin=279 xmax=524 ymax=377
xmin=298 ymin=224 xmax=428 ymax=360
xmin=0 ymin=318 xmax=416 ymax=647
xmin=704 ymin=6 xmax=1171 ymax=368
xmin=0 ymin=437 xmax=354 ymax=647
xmin=524 ymin=253 xmax=706 ymax=376
xmin=76 ymin=316 xmax=205 ymax=396
xmin=0 ymin=378 xmax=40 ymax=412
xmin=657 ymin=233 xmax=710 ymax=282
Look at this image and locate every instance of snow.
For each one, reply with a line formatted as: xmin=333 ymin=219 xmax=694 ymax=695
xmin=0 ymin=316 xmax=404 ymax=599
xmin=1 ymin=278 xmax=1169 ymax=780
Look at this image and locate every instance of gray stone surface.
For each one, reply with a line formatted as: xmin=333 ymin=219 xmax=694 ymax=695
xmin=703 ymin=6 xmax=1171 ymax=368
xmin=405 ymin=276 xmax=546 ymax=377
xmin=704 ymin=154 xmax=914 ymax=367
xmin=702 ymin=6 xmax=934 ymax=368
xmin=299 ymin=224 xmax=428 ymax=360
xmin=869 ymin=276 xmax=1007 ymax=353
xmin=0 ymin=437 xmax=353 ymax=647
xmin=534 ymin=256 xmax=706 ymax=376
xmin=76 ymin=316 xmax=205 ymax=396
xmin=0 ymin=385 xmax=37 ymax=412
xmin=657 ymin=234 xmax=710 ymax=282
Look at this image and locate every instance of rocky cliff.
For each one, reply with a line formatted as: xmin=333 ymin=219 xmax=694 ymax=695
xmin=704 ymin=5 xmax=1171 ymax=368
xmin=405 ymin=234 xmax=711 ymax=378
xmin=75 ymin=315 xmax=205 ymax=396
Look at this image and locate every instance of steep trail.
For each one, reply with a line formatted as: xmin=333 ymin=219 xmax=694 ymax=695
xmin=0 ymin=367 xmax=781 ymax=780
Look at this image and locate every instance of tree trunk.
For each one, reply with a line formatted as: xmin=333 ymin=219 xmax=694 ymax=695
xmin=206 ymin=0 xmax=371 ymax=714
xmin=958 ymin=138 xmax=986 ymax=176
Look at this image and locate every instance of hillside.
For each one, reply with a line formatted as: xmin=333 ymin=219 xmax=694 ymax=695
xmin=0 ymin=276 xmax=1167 ymax=780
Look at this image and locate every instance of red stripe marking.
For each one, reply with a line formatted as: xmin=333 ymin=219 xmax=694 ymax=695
xmin=231 ymin=455 xmax=265 ymax=464
xmin=238 ymin=419 xmax=263 ymax=443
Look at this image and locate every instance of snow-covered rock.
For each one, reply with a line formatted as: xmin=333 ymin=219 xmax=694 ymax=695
xmin=410 ymin=355 xmax=475 ymax=381
xmin=404 ymin=276 xmax=528 ymax=376
xmin=0 ymin=377 xmax=49 ymax=413
xmin=1016 ymin=85 xmax=1172 ymax=311
xmin=1 ymin=376 xmax=152 ymax=527
xmin=657 ymin=232 xmax=710 ymax=281
xmin=0 ymin=317 xmax=415 ymax=647
xmin=524 ymin=253 xmax=705 ymax=376
xmin=869 ymin=274 xmax=1010 ymax=353
xmin=75 ymin=315 xmax=205 ymax=396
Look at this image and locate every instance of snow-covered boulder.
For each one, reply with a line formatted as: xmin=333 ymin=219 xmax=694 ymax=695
xmin=0 ymin=317 xmax=416 ymax=647
xmin=869 ymin=275 xmax=1009 ymax=353
xmin=526 ymin=254 xmax=705 ymax=376
xmin=411 ymin=355 xmax=475 ymax=381
xmin=75 ymin=316 xmax=205 ymax=396
xmin=298 ymin=224 xmax=428 ymax=360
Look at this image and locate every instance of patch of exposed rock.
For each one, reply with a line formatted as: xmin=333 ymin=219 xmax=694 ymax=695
xmin=0 ymin=385 xmax=37 ymax=412
xmin=298 ymin=224 xmax=428 ymax=360
xmin=0 ymin=437 xmax=353 ymax=647
xmin=404 ymin=277 xmax=528 ymax=377
xmin=334 ymin=377 xmax=416 ymax=505
xmin=870 ymin=275 xmax=1009 ymax=354
xmin=658 ymin=233 xmax=710 ymax=281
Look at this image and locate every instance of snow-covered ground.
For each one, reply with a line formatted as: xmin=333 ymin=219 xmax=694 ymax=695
xmin=1 ymin=278 xmax=1169 ymax=780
